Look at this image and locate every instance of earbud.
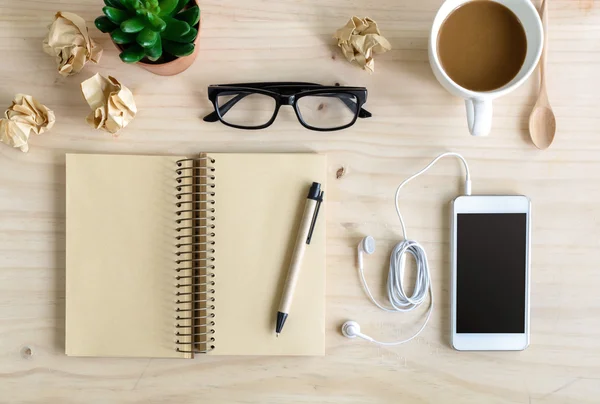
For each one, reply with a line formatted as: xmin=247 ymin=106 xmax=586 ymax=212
xmin=357 ymin=236 xmax=375 ymax=270
xmin=341 ymin=320 xmax=360 ymax=338
xmin=348 ymin=237 xmax=377 ymax=343
xmin=341 ymin=320 xmax=374 ymax=342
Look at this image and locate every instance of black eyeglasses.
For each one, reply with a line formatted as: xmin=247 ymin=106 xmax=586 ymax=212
xmin=203 ymin=82 xmax=371 ymax=131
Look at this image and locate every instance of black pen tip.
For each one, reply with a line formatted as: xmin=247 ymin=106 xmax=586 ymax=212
xmin=276 ymin=312 xmax=288 ymax=334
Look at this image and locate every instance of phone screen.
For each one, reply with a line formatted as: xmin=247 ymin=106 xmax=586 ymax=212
xmin=456 ymin=213 xmax=527 ymax=333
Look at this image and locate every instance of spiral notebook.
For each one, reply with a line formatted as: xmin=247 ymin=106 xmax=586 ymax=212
xmin=65 ymin=153 xmax=326 ymax=358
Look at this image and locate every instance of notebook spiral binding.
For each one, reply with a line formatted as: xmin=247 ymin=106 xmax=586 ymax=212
xmin=174 ymin=156 xmax=216 ymax=354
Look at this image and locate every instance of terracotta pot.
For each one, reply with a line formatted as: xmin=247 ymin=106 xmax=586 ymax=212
xmin=112 ymin=1 xmax=201 ymax=76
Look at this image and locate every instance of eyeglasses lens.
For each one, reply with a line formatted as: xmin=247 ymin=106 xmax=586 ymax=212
xmin=296 ymin=93 xmax=358 ymax=129
xmin=216 ymin=92 xmax=277 ymax=127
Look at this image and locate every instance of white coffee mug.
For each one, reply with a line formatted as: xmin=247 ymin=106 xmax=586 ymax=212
xmin=429 ymin=0 xmax=544 ymax=136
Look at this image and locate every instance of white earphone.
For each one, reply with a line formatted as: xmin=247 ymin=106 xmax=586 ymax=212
xmin=341 ymin=153 xmax=472 ymax=346
xmin=357 ymin=235 xmax=375 ymax=270
xmin=341 ymin=320 xmax=374 ymax=341
xmin=342 ymin=236 xmax=377 ymax=342
xmin=341 ymin=235 xmax=434 ymax=346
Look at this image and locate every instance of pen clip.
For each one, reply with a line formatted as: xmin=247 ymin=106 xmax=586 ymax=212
xmin=306 ymin=191 xmax=324 ymax=244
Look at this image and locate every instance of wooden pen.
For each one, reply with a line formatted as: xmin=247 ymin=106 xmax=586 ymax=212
xmin=275 ymin=182 xmax=324 ymax=336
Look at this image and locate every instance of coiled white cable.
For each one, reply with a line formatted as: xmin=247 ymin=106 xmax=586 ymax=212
xmin=357 ymin=152 xmax=472 ymax=345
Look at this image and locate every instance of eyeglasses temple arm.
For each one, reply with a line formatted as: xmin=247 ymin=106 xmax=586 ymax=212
xmin=203 ymin=93 xmax=249 ymax=122
xmin=358 ymin=106 xmax=372 ymax=118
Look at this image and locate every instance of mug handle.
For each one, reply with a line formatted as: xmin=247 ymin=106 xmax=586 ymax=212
xmin=465 ymin=98 xmax=492 ymax=137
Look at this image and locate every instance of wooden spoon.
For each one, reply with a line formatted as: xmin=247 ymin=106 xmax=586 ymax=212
xmin=529 ymin=0 xmax=556 ymax=150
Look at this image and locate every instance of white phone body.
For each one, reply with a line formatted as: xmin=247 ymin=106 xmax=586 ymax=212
xmin=451 ymin=195 xmax=531 ymax=351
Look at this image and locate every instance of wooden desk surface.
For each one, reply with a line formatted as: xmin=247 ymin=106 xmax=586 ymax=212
xmin=1 ymin=0 xmax=599 ymax=402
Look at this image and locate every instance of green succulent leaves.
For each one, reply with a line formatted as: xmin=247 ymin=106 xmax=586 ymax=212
xmin=175 ymin=5 xmax=199 ymax=26
xmin=97 ymin=0 xmax=199 ymax=63
xmin=145 ymin=37 xmax=163 ymax=61
xmin=111 ymin=28 xmax=136 ymax=44
xmin=103 ymin=6 xmax=130 ymax=24
xmin=161 ymin=16 xmax=189 ymax=40
xmin=120 ymin=0 xmax=138 ymax=11
xmin=95 ymin=16 xmax=117 ymax=33
xmin=162 ymin=40 xmax=194 ymax=57
xmin=146 ymin=12 xmax=167 ymax=32
xmin=178 ymin=27 xmax=197 ymax=43
xmin=158 ymin=0 xmax=179 ymax=16
xmin=171 ymin=0 xmax=191 ymax=16
xmin=120 ymin=44 xmax=146 ymax=63
xmin=104 ymin=0 xmax=125 ymax=9
xmin=121 ymin=16 xmax=146 ymax=33
xmin=137 ymin=27 xmax=159 ymax=47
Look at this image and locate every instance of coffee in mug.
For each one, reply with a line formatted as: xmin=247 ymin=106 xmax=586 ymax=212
xmin=429 ymin=0 xmax=543 ymax=137
xmin=437 ymin=0 xmax=527 ymax=92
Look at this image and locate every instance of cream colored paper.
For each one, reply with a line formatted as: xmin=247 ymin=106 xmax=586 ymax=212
xmin=43 ymin=12 xmax=102 ymax=77
xmin=66 ymin=154 xmax=191 ymax=358
xmin=334 ymin=16 xmax=392 ymax=73
xmin=80 ymin=74 xmax=137 ymax=134
xmin=66 ymin=153 xmax=326 ymax=358
xmin=211 ymin=153 xmax=326 ymax=356
xmin=0 ymin=94 xmax=55 ymax=152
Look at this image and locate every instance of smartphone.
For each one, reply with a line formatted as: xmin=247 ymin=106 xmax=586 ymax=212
xmin=451 ymin=195 xmax=531 ymax=351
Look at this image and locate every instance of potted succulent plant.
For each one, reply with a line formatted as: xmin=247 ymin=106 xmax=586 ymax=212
xmin=95 ymin=0 xmax=201 ymax=76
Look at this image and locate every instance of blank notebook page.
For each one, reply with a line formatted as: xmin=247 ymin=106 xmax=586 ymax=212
xmin=66 ymin=154 xmax=189 ymax=358
xmin=210 ymin=153 xmax=326 ymax=355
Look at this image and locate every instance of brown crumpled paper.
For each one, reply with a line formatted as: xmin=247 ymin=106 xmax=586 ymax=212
xmin=80 ymin=73 xmax=137 ymax=135
xmin=334 ymin=16 xmax=392 ymax=73
xmin=43 ymin=11 xmax=103 ymax=77
xmin=0 ymin=95 xmax=55 ymax=152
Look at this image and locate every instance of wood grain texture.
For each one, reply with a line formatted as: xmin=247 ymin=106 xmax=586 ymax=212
xmin=1 ymin=0 xmax=599 ymax=402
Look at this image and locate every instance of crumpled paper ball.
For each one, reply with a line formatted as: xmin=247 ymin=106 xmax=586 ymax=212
xmin=43 ymin=11 xmax=103 ymax=77
xmin=0 ymin=120 xmax=29 ymax=152
xmin=0 ymin=95 xmax=55 ymax=152
xmin=334 ymin=16 xmax=392 ymax=73
xmin=80 ymin=73 xmax=137 ymax=135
